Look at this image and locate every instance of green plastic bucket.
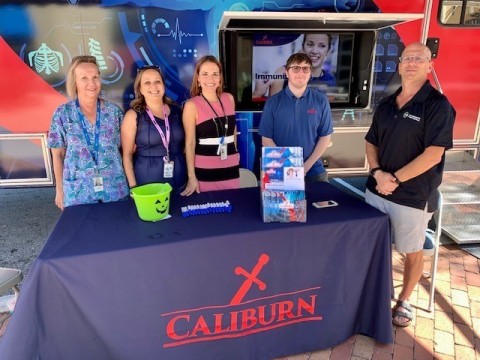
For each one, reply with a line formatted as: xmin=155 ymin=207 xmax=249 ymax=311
xmin=130 ymin=183 xmax=173 ymax=222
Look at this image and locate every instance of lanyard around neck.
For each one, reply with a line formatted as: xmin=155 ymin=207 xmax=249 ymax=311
xmin=76 ymin=99 xmax=101 ymax=165
xmin=146 ymin=106 xmax=171 ymax=160
xmin=201 ymin=94 xmax=228 ymax=138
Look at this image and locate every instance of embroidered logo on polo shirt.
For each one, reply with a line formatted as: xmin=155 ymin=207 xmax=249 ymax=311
xmin=307 ymin=108 xmax=317 ymax=114
xmin=403 ymin=112 xmax=421 ymax=122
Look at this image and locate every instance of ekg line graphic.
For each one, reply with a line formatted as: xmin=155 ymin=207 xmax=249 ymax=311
xmin=154 ymin=18 xmax=203 ymax=45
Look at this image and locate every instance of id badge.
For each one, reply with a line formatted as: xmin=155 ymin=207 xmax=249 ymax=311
xmin=93 ymin=176 xmax=104 ymax=192
xmin=164 ymin=161 xmax=174 ymax=178
xmin=220 ymin=144 xmax=228 ymax=160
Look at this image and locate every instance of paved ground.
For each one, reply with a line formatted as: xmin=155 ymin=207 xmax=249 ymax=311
xmin=1 ymin=186 xmax=480 ymax=359
xmin=0 ymin=187 xmax=60 ymax=280
xmin=274 ymin=245 xmax=480 ymax=360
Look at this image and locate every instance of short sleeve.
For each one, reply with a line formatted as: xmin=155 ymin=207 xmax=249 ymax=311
xmin=365 ymin=108 xmax=380 ymax=147
xmin=258 ymin=99 xmax=275 ymax=138
xmin=47 ymin=106 xmax=66 ymax=149
xmin=316 ymin=97 xmax=333 ymax=138
xmin=114 ymin=103 xmax=124 ymax=125
xmin=424 ymin=96 xmax=455 ymax=150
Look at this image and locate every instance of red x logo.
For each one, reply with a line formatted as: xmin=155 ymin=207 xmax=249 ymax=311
xmin=230 ymin=254 xmax=270 ymax=305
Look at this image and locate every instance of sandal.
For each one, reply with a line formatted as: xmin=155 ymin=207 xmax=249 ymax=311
xmin=392 ymin=300 xmax=413 ymax=327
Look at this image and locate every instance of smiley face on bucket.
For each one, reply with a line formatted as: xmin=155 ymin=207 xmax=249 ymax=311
xmin=155 ymin=198 xmax=169 ymax=214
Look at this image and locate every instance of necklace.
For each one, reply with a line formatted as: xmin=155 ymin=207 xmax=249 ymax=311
xmin=201 ymin=94 xmax=228 ymax=139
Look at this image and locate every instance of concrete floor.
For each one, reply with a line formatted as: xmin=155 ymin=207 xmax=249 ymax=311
xmin=0 ymin=187 xmax=60 ymax=281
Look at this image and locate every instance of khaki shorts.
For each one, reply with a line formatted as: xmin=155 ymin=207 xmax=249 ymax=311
xmin=365 ymin=190 xmax=433 ymax=253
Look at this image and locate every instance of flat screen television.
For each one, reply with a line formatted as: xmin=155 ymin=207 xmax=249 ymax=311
xmin=220 ymin=30 xmax=376 ymax=111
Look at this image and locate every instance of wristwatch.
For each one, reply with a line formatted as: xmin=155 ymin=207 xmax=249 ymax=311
xmin=369 ymin=167 xmax=381 ymax=177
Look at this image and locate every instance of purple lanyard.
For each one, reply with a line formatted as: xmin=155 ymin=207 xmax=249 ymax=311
xmin=146 ymin=106 xmax=170 ymax=161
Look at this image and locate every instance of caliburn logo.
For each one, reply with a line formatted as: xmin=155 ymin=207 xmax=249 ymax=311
xmin=254 ymin=35 xmax=273 ymax=45
xmin=161 ymin=253 xmax=322 ymax=348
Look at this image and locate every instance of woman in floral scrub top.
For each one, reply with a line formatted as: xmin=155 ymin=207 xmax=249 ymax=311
xmin=48 ymin=56 xmax=128 ymax=209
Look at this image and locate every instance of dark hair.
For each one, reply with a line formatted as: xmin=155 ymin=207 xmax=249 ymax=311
xmin=302 ymin=33 xmax=332 ymax=49
xmin=189 ymin=55 xmax=224 ymax=97
xmin=285 ymin=53 xmax=313 ymax=69
xmin=130 ymin=66 xmax=173 ymax=112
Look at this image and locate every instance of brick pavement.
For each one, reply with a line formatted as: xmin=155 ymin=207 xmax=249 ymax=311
xmin=274 ymin=245 xmax=480 ymax=360
xmin=1 ymin=245 xmax=479 ymax=359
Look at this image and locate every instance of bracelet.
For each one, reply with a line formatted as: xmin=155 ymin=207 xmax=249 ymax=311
xmin=393 ymin=175 xmax=401 ymax=184
xmin=369 ymin=167 xmax=381 ymax=177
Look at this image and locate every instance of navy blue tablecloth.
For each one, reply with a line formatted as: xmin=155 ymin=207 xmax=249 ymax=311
xmin=0 ymin=182 xmax=393 ymax=360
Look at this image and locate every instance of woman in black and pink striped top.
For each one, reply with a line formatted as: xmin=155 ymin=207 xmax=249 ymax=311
xmin=181 ymin=55 xmax=240 ymax=196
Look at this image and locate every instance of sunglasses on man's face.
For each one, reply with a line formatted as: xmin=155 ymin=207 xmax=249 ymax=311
xmin=71 ymin=55 xmax=97 ymax=64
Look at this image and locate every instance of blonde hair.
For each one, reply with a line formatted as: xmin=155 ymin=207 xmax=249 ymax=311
xmin=65 ymin=55 xmax=99 ymax=99
xmin=189 ymin=55 xmax=224 ymax=97
xmin=130 ymin=66 xmax=173 ymax=112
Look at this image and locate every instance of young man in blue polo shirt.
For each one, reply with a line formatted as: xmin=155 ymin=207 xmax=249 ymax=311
xmin=258 ymin=53 xmax=333 ymax=182
xmin=365 ymin=42 xmax=455 ymax=327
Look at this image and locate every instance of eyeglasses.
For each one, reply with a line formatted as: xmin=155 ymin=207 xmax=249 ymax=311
xmin=137 ymin=65 xmax=161 ymax=73
xmin=287 ymin=65 xmax=312 ymax=74
xmin=399 ymin=55 xmax=431 ymax=64
xmin=71 ymin=55 xmax=97 ymax=64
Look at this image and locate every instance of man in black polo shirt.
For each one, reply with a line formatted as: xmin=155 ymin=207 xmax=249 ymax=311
xmin=365 ymin=42 xmax=455 ymax=327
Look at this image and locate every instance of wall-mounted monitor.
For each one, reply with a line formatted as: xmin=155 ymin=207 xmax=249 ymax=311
xmin=220 ymin=30 xmax=376 ymax=111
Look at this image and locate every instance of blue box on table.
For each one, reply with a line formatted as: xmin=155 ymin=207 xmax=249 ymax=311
xmin=261 ymin=147 xmax=306 ymax=223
